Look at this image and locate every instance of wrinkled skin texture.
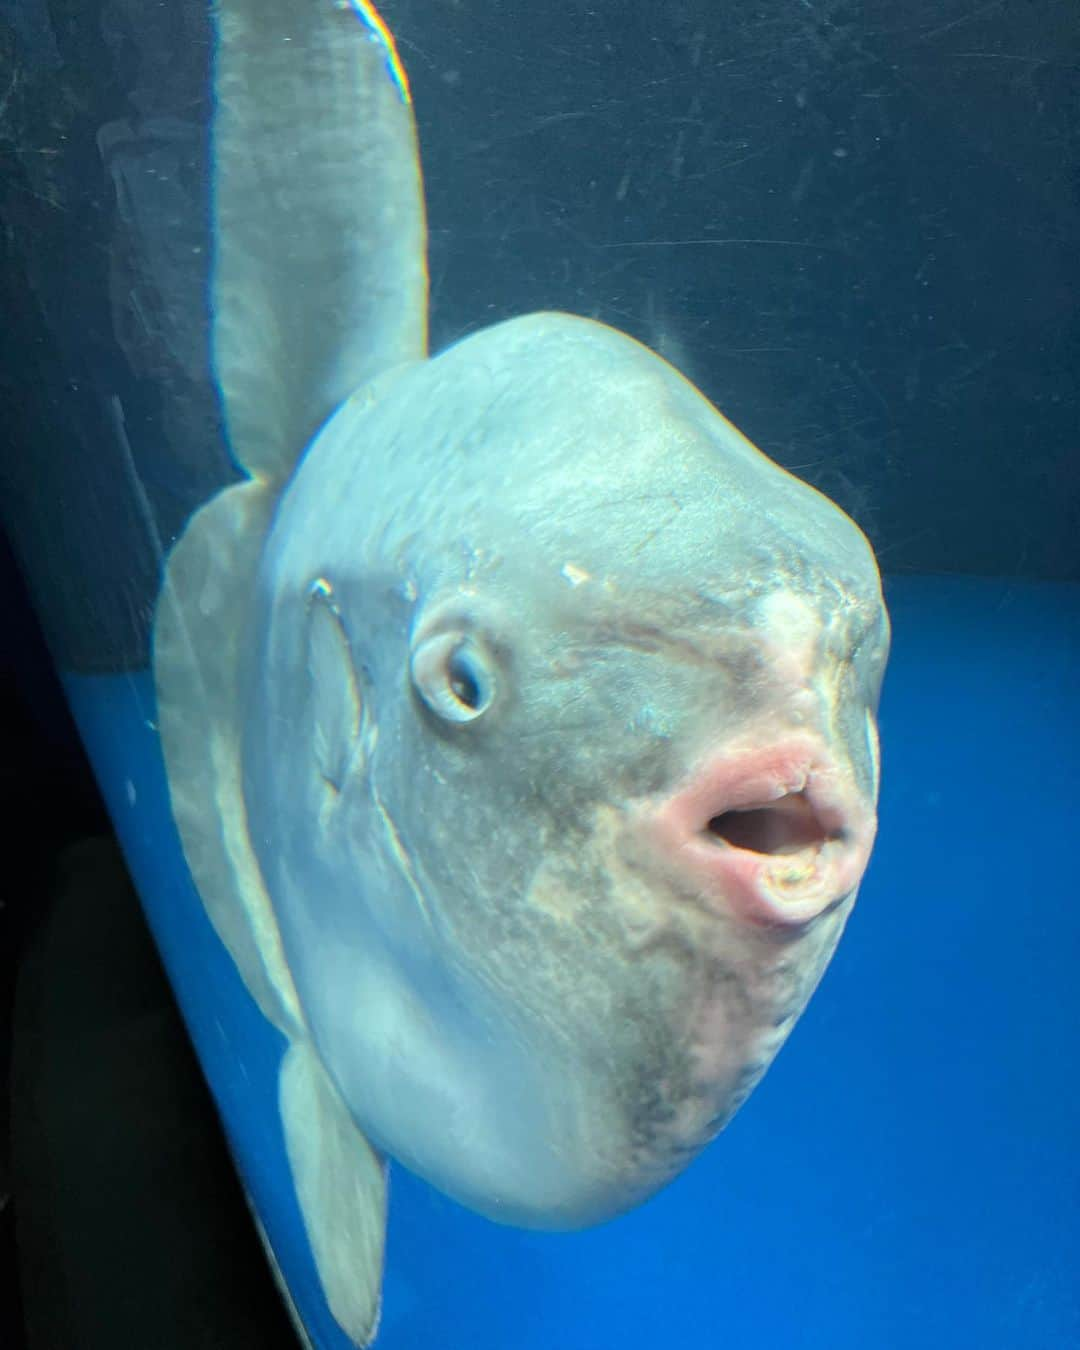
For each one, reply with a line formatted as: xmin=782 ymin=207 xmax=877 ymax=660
xmin=242 ymin=312 xmax=889 ymax=1229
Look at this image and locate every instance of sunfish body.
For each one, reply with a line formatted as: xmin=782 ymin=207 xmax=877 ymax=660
xmin=153 ymin=3 xmax=888 ymax=1346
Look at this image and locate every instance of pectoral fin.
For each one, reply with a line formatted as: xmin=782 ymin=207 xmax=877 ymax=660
xmin=153 ymin=481 xmax=301 ymax=1034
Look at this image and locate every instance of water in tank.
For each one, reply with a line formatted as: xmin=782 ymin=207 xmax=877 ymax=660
xmin=1 ymin=1 xmax=1077 ymax=1347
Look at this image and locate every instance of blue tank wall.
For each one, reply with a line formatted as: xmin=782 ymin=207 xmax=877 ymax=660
xmin=44 ymin=573 xmax=1077 ymax=1350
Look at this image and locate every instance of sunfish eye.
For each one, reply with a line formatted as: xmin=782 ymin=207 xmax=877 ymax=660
xmin=410 ymin=630 xmax=495 ymax=723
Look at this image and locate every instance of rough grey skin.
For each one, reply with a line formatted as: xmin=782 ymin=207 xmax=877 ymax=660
xmin=152 ymin=2 xmax=888 ymax=1345
xmin=245 ymin=312 xmax=888 ymax=1228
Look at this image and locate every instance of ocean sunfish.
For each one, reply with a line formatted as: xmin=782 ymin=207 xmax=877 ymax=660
xmin=153 ymin=1 xmax=889 ymax=1345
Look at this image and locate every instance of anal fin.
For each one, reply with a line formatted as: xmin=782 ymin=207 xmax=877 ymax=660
xmin=280 ymin=1041 xmax=388 ymax=1348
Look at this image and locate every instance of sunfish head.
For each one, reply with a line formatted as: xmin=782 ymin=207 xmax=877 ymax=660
xmin=242 ymin=312 xmax=889 ymax=1231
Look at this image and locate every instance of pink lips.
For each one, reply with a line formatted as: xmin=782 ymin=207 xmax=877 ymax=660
xmin=647 ymin=736 xmax=876 ymax=927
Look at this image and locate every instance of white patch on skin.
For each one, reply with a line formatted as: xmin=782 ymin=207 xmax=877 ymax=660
xmin=526 ymin=802 xmax=669 ymax=946
xmin=756 ymin=591 xmax=823 ymax=687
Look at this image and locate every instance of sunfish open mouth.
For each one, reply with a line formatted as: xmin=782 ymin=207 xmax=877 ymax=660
xmin=706 ymin=790 xmax=843 ymax=855
xmin=648 ymin=737 xmax=876 ymax=927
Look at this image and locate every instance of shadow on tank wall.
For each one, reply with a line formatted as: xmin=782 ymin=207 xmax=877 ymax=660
xmin=0 ymin=0 xmax=1076 ymax=671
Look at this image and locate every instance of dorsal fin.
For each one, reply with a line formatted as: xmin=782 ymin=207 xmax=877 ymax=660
xmin=212 ymin=0 xmax=428 ymax=485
